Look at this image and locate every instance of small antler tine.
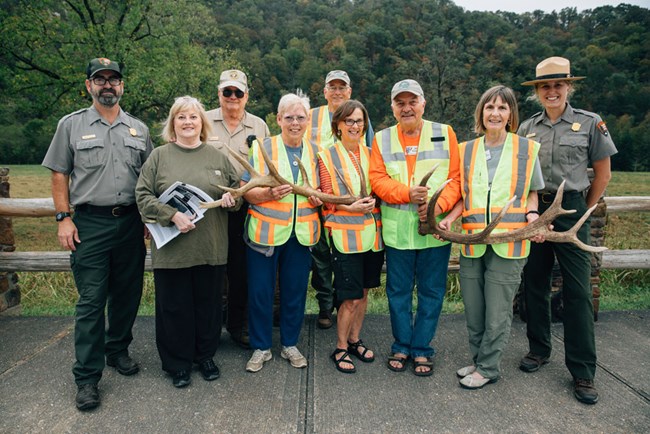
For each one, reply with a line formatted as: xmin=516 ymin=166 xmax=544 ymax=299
xmin=563 ymin=203 xmax=607 ymax=252
xmin=199 ymin=198 xmax=224 ymax=209
xmin=225 ymin=146 xmax=260 ymax=179
xmin=334 ymin=167 xmax=355 ymax=196
xmin=425 ymin=179 xmax=452 ymax=229
xmin=294 ymin=155 xmax=312 ymax=188
xmin=419 ymin=163 xmax=440 ymax=187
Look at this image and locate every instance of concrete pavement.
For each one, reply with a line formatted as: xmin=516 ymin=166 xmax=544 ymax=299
xmin=1 ymin=311 xmax=648 ymax=433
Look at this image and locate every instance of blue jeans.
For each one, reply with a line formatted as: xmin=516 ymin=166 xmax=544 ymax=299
xmin=385 ymin=244 xmax=451 ymax=358
xmin=247 ymin=237 xmax=311 ymax=350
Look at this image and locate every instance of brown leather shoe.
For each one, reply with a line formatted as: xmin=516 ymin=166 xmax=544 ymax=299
xmin=317 ymin=310 xmax=333 ymax=329
xmin=519 ymin=352 xmax=549 ymax=373
xmin=574 ymin=378 xmax=599 ymax=404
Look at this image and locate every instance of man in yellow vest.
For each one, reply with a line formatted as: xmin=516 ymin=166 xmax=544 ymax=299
xmin=309 ymin=70 xmax=374 ymax=329
xmin=369 ymin=79 xmax=461 ymax=376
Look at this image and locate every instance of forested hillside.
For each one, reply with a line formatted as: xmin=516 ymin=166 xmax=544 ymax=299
xmin=1 ymin=0 xmax=648 ymax=170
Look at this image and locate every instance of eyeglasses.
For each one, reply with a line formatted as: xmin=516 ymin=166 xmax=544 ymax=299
xmin=91 ymin=76 xmax=122 ymax=86
xmin=326 ymin=85 xmax=349 ymax=92
xmin=344 ymin=119 xmax=364 ymax=127
xmin=283 ymin=115 xmax=307 ymax=123
xmin=222 ymin=88 xmax=245 ymax=98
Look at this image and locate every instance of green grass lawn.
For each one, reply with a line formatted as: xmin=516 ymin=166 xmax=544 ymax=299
xmin=3 ymin=165 xmax=649 ymax=316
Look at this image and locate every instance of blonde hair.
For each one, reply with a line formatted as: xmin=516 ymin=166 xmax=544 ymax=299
xmin=474 ymin=85 xmax=519 ymax=134
xmin=161 ymin=96 xmax=212 ymax=143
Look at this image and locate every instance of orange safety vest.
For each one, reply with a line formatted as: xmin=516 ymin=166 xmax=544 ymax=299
xmin=318 ymin=142 xmax=383 ymax=253
xmin=247 ymin=135 xmax=321 ymax=247
xmin=460 ymin=133 xmax=540 ymax=259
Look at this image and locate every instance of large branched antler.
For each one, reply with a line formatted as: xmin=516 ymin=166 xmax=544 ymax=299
xmin=417 ymin=172 xmax=606 ymax=253
xmin=200 ymin=142 xmax=363 ymax=208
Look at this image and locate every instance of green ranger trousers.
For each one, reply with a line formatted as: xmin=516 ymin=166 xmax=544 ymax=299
xmin=460 ymin=246 xmax=526 ymax=380
xmin=70 ymin=208 xmax=145 ymax=385
xmin=523 ymin=191 xmax=596 ymax=380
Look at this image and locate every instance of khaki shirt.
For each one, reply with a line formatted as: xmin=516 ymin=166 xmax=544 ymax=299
xmin=518 ymin=103 xmax=617 ymax=193
xmin=204 ymin=108 xmax=270 ymax=176
xmin=42 ymin=106 xmax=153 ymax=206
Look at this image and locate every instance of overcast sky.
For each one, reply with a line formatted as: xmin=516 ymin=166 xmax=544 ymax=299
xmin=452 ymin=0 xmax=649 ymax=13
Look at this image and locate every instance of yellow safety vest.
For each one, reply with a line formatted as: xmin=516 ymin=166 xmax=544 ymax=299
xmin=247 ymin=136 xmax=321 ymax=247
xmin=460 ymin=133 xmax=540 ymax=259
xmin=375 ymin=121 xmax=452 ymax=250
xmin=318 ymin=142 xmax=383 ymax=253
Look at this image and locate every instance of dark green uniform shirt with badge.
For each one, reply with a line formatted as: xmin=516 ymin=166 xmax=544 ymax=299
xmin=517 ymin=103 xmax=617 ymax=193
xmin=42 ymin=105 xmax=153 ymax=206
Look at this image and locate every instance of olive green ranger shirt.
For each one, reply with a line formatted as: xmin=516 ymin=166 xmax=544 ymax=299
xmin=204 ymin=108 xmax=270 ymax=176
xmin=42 ymin=105 xmax=152 ymax=206
xmin=518 ymin=103 xmax=617 ymax=193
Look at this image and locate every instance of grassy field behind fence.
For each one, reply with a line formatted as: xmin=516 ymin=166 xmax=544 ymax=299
xmin=4 ymin=165 xmax=650 ymax=316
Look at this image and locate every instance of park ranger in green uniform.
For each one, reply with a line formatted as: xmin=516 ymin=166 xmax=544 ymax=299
xmin=42 ymin=58 xmax=152 ymax=411
xmin=517 ymin=57 xmax=617 ymax=405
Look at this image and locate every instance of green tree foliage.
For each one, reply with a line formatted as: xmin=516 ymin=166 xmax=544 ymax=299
xmin=0 ymin=0 xmax=648 ymax=170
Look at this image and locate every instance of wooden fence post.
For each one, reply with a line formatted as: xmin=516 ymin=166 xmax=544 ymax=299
xmin=0 ymin=168 xmax=20 ymax=313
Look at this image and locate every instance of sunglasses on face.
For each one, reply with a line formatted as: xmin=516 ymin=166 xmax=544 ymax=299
xmin=222 ymin=88 xmax=245 ymax=98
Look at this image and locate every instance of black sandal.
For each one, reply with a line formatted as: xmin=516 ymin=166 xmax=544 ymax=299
xmin=331 ymin=349 xmax=356 ymax=374
xmin=387 ymin=354 xmax=409 ymax=372
xmin=347 ymin=339 xmax=375 ymax=363
xmin=413 ymin=357 xmax=434 ymax=377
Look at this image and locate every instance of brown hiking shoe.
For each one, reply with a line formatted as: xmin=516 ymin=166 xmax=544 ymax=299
xmin=574 ymin=378 xmax=599 ymax=404
xmin=519 ymin=352 xmax=549 ymax=372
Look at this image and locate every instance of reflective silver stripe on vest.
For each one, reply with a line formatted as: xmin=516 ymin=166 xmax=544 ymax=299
xmin=462 ymin=213 xmax=485 ymax=224
xmin=310 ymin=106 xmax=322 ymax=142
xmin=494 ymin=213 xmax=526 ymax=223
xmin=383 ymin=202 xmax=413 ymax=211
xmin=327 ymin=147 xmax=351 ymax=195
xmin=250 ymin=204 xmax=292 ymax=221
xmin=259 ymin=220 xmax=271 ymax=245
xmin=326 ymin=214 xmax=368 ymax=225
xmin=418 ymin=149 xmax=449 ymax=160
xmin=380 ymin=129 xmax=406 ymax=162
xmin=297 ymin=207 xmax=318 ymax=217
xmin=462 ymin=139 xmax=478 ymax=212
xmin=345 ymin=229 xmax=359 ymax=251
xmin=513 ymin=137 xmax=531 ymax=209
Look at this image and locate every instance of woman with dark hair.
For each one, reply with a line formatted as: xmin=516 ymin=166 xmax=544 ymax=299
xmin=438 ymin=85 xmax=544 ymax=389
xmin=318 ymin=100 xmax=384 ymax=373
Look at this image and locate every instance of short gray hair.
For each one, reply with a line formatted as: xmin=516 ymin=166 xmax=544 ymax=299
xmin=277 ymin=90 xmax=310 ymax=117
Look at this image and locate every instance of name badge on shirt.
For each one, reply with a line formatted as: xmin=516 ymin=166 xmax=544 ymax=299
xmin=485 ymin=149 xmax=492 ymax=161
xmin=405 ymin=146 xmax=418 ymax=156
xmin=525 ymin=133 xmax=536 ymax=138
xmin=129 ymin=128 xmax=138 ymax=137
xmin=571 ymin=123 xmax=581 ymax=132
xmin=81 ymin=134 xmax=96 ymax=140
xmin=214 ymin=170 xmax=222 ymax=176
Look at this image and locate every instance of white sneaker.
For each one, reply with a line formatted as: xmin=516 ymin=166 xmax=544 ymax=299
xmin=456 ymin=365 xmax=476 ymax=378
xmin=246 ymin=349 xmax=272 ymax=373
xmin=280 ymin=346 xmax=307 ymax=368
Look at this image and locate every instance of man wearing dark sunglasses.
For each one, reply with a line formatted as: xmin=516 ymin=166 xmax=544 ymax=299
xmin=206 ymin=69 xmax=270 ymax=349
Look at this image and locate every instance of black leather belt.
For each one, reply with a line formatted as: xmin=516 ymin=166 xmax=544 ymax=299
xmin=75 ymin=203 xmax=137 ymax=217
xmin=539 ymin=191 xmax=583 ymax=204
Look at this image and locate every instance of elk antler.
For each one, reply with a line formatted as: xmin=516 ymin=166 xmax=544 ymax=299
xmin=200 ymin=142 xmax=362 ymax=208
xmin=418 ymin=179 xmax=606 ymax=253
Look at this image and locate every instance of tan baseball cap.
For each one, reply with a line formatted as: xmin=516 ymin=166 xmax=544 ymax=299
xmin=522 ymin=56 xmax=585 ymax=86
xmin=218 ymin=69 xmax=248 ymax=92
xmin=325 ymin=70 xmax=350 ymax=85
xmin=391 ymin=79 xmax=424 ymax=100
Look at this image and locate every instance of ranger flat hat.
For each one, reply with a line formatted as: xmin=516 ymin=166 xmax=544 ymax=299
xmin=391 ymin=79 xmax=424 ymax=100
xmin=325 ymin=70 xmax=350 ymax=85
xmin=219 ymin=69 xmax=248 ymax=92
xmin=86 ymin=58 xmax=122 ymax=78
xmin=522 ymin=56 xmax=585 ymax=86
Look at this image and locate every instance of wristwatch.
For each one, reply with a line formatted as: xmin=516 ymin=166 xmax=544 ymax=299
xmin=55 ymin=211 xmax=71 ymax=222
